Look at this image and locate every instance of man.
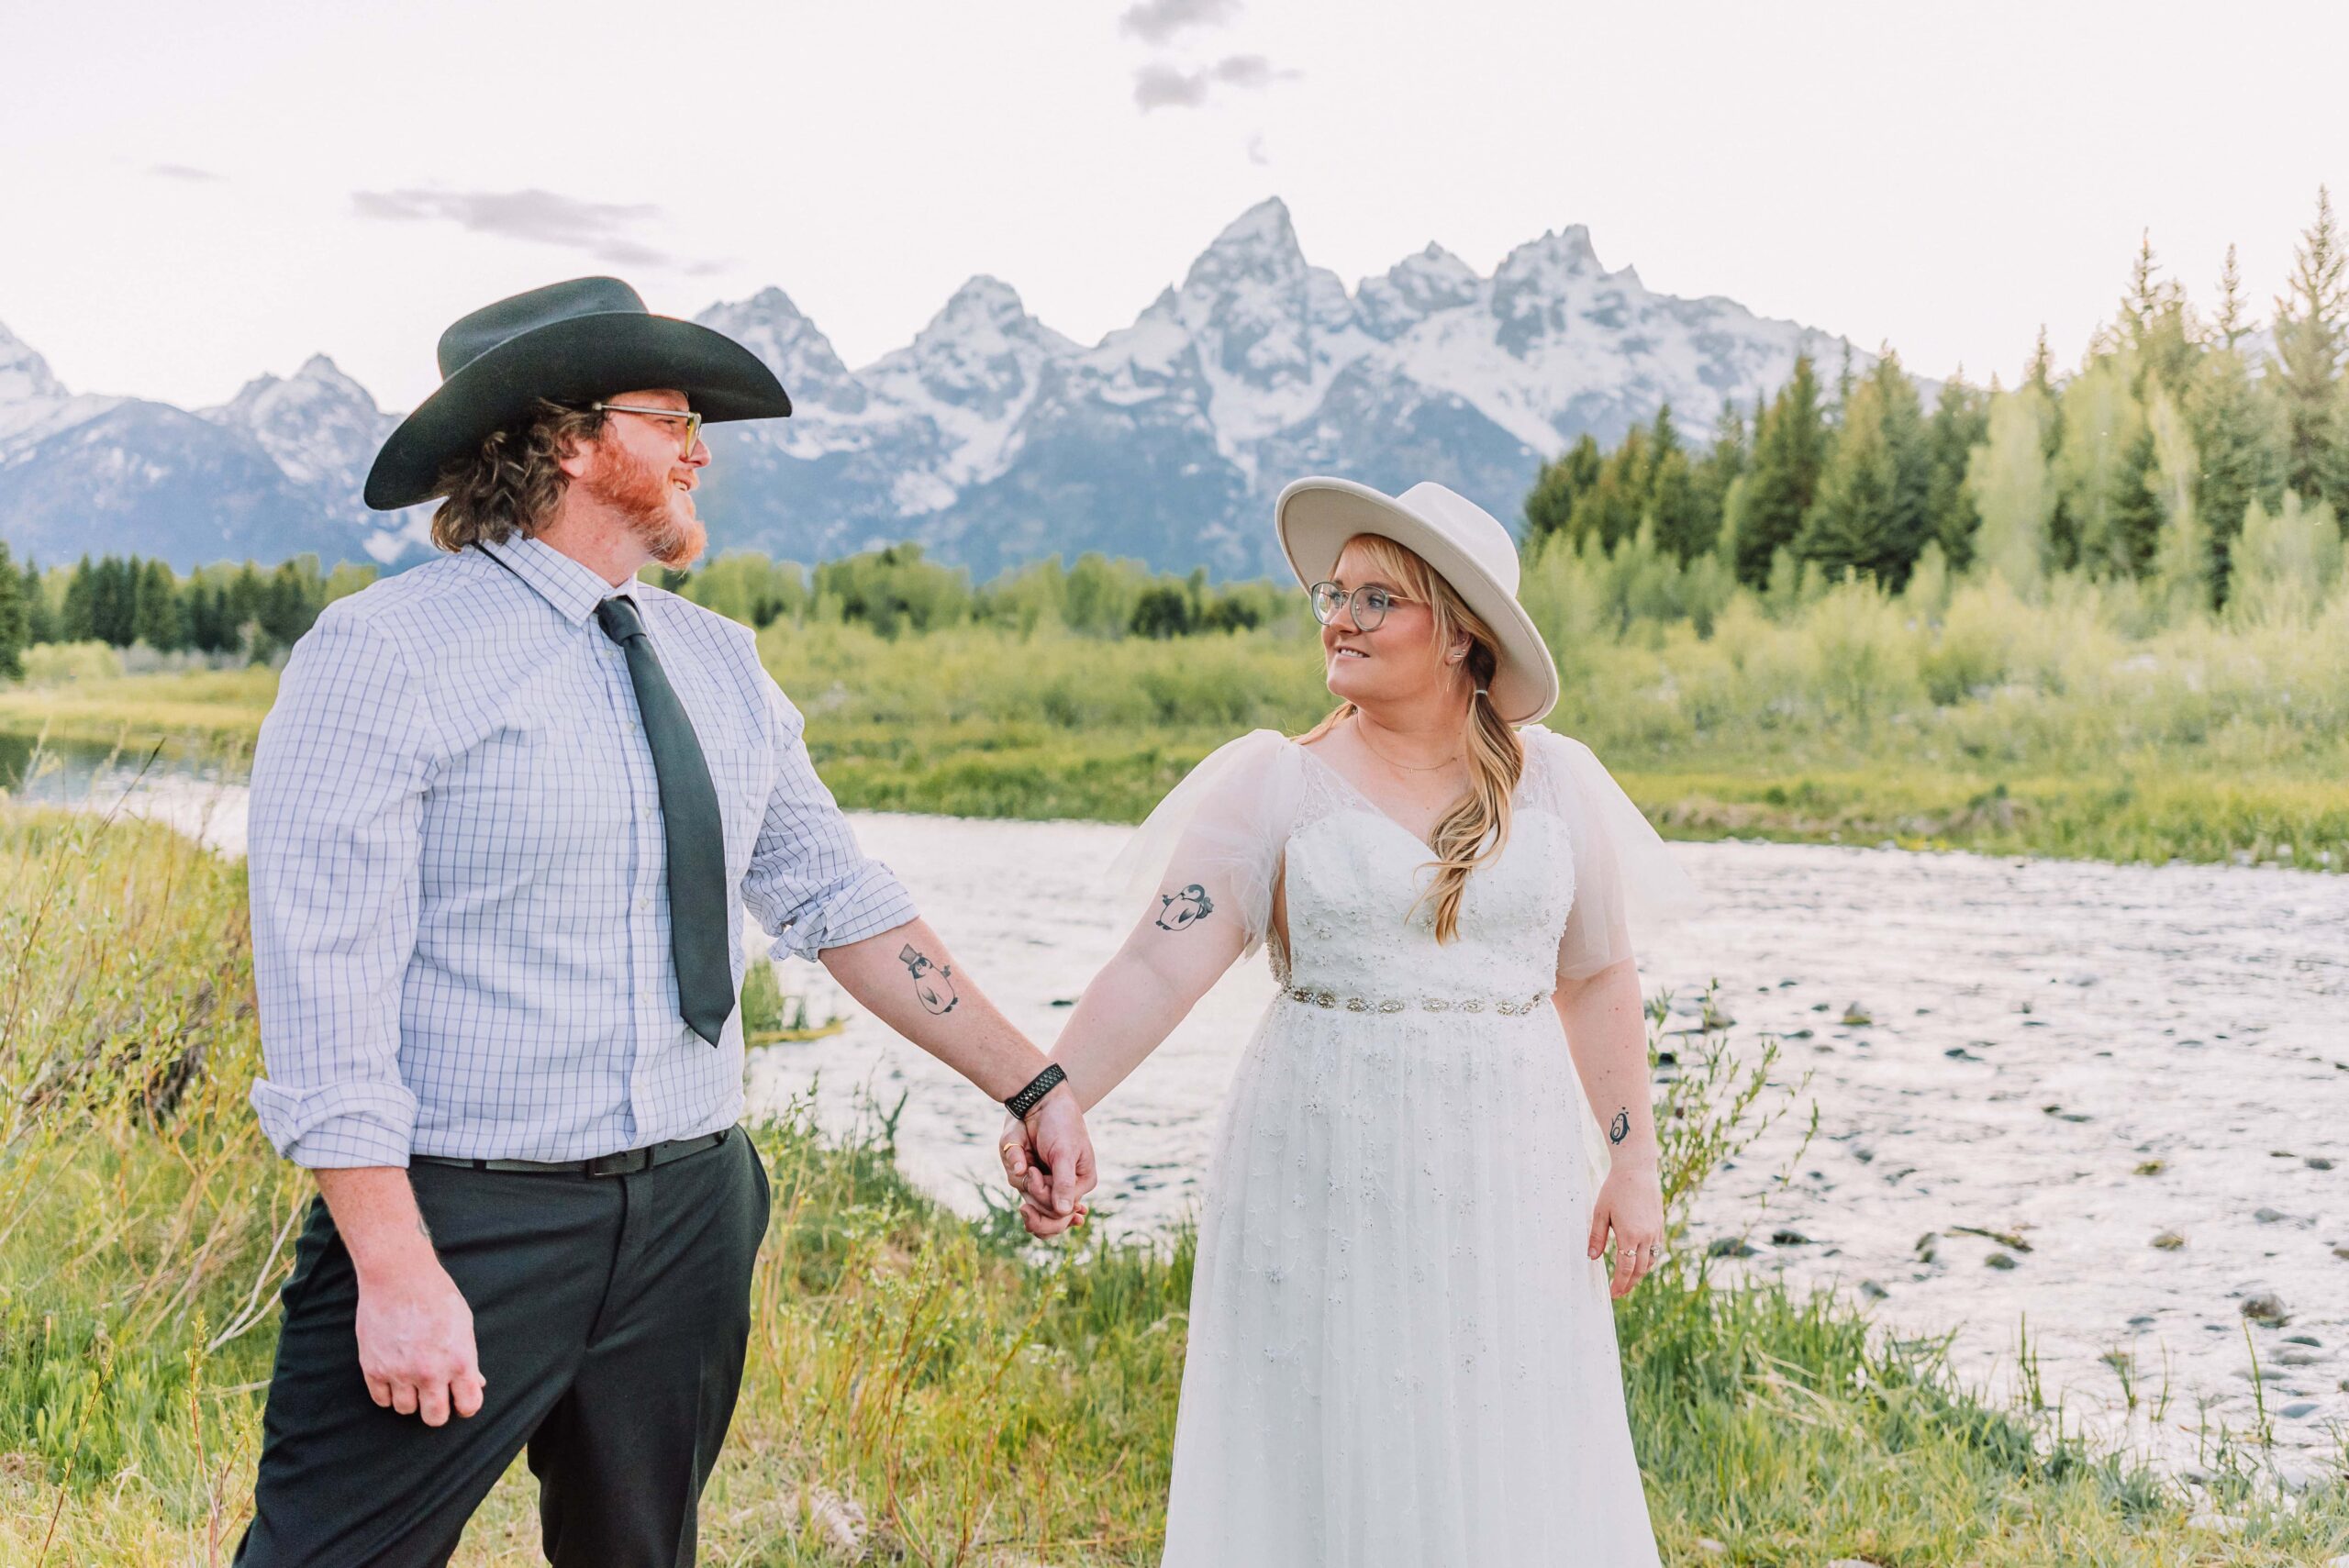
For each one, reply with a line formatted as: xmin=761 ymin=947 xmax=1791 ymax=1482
xmin=240 ymin=277 xmax=1095 ymax=1566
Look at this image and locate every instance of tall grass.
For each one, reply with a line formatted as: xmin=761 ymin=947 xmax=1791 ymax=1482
xmin=4 ymin=535 xmax=2346 ymax=866
xmin=0 ymin=802 xmax=2343 ymax=1562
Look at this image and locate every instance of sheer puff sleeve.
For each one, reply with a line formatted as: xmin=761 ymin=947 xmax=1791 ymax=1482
xmin=1105 ymin=728 xmax=1305 ymax=963
xmin=1525 ymin=726 xmax=1702 ymax=983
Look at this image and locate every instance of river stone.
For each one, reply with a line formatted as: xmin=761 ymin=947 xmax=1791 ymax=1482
xmin=1770 ymin=1229 xmax=1811 ymax=1246
xmin=2242 ymin=1293 xmax=2290 ymax=1327
xmin=2286 ymin=1334 xmax=2322 ymax=1346
xmin=2310 ymin=1156 xmax=2336 ymax=1170
xmin=1840 ymin=1002 xmax=1874 ymax=1026
xmin=2277 ymin=1349 xmax=2321 ymax=1366
xmin=1707 ymin=1237 xmax=1757 ymax=1259
xmin=2281 ymin=1400 xmax=2319 ymax=1418
xmin=2152 ymin=1230 xmax=2186 ymax=1251
xmin=2254 ymin=1207 xmax=2289 ymax=1223
xmin=1986 ymin=1251 xmax=2018 ymax=1270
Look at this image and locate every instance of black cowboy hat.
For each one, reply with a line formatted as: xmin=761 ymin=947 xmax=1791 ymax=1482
xmin=363 ymin=275 xmax=792 ymax=510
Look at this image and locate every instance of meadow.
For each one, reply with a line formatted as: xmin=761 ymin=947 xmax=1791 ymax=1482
xmin=12 ymin=530 xmax=2343 ymax=873
xmin=2 ymin=799 xmax=2344 ymax=1565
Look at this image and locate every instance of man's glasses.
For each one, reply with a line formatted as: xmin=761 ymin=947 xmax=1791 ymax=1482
xmin=593 ymin=402 xmax=704 ymax=458
xmin=1309 ymin=581 xmax=1406 ymax=632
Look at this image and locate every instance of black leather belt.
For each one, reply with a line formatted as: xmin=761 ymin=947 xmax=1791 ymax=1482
xmin=411 ymin=1127 xmax=732 ymax=1177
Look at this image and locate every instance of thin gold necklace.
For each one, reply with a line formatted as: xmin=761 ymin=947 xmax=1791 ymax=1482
xmin=1353 ymin=719 xmax=1462 ymax=773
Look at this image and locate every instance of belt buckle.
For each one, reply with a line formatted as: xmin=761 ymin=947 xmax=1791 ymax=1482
xmin=584 ymin=1147 xmax=650 ymax=1177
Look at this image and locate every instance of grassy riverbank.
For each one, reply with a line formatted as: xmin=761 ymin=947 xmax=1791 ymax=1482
xmin=6 ymin=546 xmax=2348 ymax=873
xmin=1 ymin=803 xmax=2343 ymax=1563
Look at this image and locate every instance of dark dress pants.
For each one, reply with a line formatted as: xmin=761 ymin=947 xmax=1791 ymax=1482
xmin=236 ymin=1128 xmax=770 ymax=1568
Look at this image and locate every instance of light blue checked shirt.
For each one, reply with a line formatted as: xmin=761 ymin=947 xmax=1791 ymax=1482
xmin=247 ymin=536 xmax=919 ymax=1168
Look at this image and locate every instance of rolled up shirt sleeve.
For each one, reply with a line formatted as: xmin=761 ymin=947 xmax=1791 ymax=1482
xmin=741 ymin=673 xmax=918 ymax=960
xmin=247 ymin=607 xmax=434 ymax=1168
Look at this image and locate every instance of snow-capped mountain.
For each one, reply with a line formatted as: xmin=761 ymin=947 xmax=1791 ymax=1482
xmin=0 ymin=199 xmax=1865 ymax=576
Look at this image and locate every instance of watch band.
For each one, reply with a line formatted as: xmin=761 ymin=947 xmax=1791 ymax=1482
xmin=1005 ymin=1062 xmax=1067 ymax=1120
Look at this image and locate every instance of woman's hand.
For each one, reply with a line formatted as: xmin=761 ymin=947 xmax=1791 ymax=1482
xmin=1586 ymin=1160 xmax=1665 ymax=1298
xmin=996 ymin=1106 xmax=1091 ymax=1240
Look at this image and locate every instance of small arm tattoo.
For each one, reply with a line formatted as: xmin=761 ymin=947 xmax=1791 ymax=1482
xmin=899 ymin=943 xmax=960 ymax=1016
xmin=1155 ymin=884 xmax=1215 ymax=931
xmin=1609 ymin=1108 xmax=1630 ymax=1145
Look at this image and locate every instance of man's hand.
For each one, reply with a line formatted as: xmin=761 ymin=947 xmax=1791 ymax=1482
xmin=354 ymin=1255 xmax=486 ymax=1425
xmin=313 ymin=1167 xmax=485 ymax=1425
xmin=996 ymin=1084 xmax=1097 ymax=1240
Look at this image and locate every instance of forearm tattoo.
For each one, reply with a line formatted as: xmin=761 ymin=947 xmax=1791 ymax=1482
xmin=899 ymin=943 xmax=960 ymax=1016
xmin=1155 ymin=884 xmax=1215 ymax=932
xmin=1609 ymin=1107 xmax=1631 ymax=1145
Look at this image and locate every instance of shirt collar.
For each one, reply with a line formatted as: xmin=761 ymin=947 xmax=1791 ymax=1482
xmin=477 ymin=536 xmax=632 ymax=628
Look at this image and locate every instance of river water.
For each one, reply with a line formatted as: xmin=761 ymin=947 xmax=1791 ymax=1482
xmin=35 ymin=762 xmax=2349 ymax=1479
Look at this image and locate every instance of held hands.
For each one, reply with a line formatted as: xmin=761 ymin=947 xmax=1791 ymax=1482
xmin=1586 ymin=1157 xmax=1667 ymax=1299
xmin=996 ymin=1083 xmax=1097 ymax=1240
xmin=353 ymin=1256 xmax=486 ymax=1426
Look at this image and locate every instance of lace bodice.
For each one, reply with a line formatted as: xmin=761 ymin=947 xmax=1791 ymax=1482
xmin=1108 ymin=722 xmax=1699 ymax=1004
xmin=1274 ymin=749 xmax=1575 ymax=1002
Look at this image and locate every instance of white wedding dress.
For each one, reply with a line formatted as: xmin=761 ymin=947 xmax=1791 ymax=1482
xmin=1113 ymin=725 xmax=1694 ymax=1568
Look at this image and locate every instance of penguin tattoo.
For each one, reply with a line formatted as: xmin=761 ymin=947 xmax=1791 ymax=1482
xmin=1155 ymin=884 xmax=1216 ymax=932
xmin=899 ymin=943 xmax=960 ymax=1015
xmin=1609 ymin=1108 xmax=1631 ymax=1145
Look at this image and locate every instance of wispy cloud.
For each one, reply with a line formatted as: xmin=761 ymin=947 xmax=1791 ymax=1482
xmin=1133 ymin=54 xmax=1297 ymax=112
xmin=1119 ymin=0 xmax=1241 ymax=43
xmin=150 ymin=163 xmax=223 ymax=183
xmin=351 ymin=186 xmax=712 ymax=271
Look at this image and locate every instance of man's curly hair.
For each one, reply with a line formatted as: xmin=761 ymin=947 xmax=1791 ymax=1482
xmin=428 ymin=400 xmax=608 ymax=551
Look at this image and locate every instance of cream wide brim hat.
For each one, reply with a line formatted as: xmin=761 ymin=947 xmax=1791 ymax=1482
xmin=1274 ymin=477 xmax=1561 ymax=726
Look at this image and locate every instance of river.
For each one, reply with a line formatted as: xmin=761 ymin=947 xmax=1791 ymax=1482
xmin=29 ymin=761 xmax=2349 ymax=1481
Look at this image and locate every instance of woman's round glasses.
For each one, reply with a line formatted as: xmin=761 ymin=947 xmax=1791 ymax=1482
xmin=1309 ymin=581 xmax=1403 ymax=632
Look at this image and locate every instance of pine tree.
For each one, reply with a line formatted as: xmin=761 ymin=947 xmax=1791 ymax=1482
xmin=60 ymin=556 xmax=96 ymax=642
xmin=0 ymin=542 xmax=26 ymax=681
xmin=1733 ymin=356 xmax=1828 ymax=586
xmin=1564 ymin=425 xmax=1650 ymax=551
xmin=2056 ymin=357 xmax=2150 ymax=577
xmin=18 ymin=560 xmax=52 ymax=647
xmin=2185 ymin=335 xmax=2278 ymax=604
xmin=2269 ymin=185 xmax=2348 ymax=515
xmin=1925 ymin=373 xmax=1989 ymax=570
xmin=2146 ymin=386 xmax=2210 ymax=616
xmin=1525 ymin=433 xmax=1605 ymax=539
xmin=133 ymin=559 xmax=184 ymax=651
xmin=2024 ymin=328 xmax=2055 ymax=397
xmin=2112 ymin=230 xmax=2198 ymax=395
xmin=1795 ymin=350 xmax=1932 ymax=584
xmin=1965 ymin=384 xmax=2057 ymax=596
xmin=2212 ymin=244 xmax=2253 ymax=351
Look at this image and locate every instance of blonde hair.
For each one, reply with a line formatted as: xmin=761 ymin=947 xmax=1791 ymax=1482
xmin=1296 ymin=532 xmax=1525 ymax=943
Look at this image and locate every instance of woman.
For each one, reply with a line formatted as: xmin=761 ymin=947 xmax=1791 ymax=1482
xmin=1002 ymin=477 xmax=1696 ymax=1565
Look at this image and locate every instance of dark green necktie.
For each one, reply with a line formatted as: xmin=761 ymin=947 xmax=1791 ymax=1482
xmin=595 ymin=595 xmax=734 ymax=1046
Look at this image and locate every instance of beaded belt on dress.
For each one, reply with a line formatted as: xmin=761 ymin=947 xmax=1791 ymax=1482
xmin=1282 ymin=985 xmax=1553 ymax=1017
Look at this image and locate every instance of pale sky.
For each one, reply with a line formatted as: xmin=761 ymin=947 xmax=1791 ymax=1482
xmin=5 ymin=0 xmax=2341 ymax=414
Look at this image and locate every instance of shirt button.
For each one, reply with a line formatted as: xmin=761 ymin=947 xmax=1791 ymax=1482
xmin=635 ymin=891 xmax=654 ymax=914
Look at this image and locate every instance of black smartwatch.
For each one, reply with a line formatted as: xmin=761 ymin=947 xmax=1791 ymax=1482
xmin=1005 ymin=1063 xmax=1067 ymax=1120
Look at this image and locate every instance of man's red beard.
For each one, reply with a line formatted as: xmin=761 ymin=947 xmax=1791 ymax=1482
xmin=580 ymin=436 xmax=707 ymax=569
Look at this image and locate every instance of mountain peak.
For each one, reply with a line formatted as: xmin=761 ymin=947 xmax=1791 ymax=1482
xmin=1357 ymin=242 xmax=1485 ymax=339
xmin=934 ymin=274 xmax=1030 ymax=328
xmin=697 ymin=288 xmax=864 ymax=414
xmin=1184 ymin=196 xmax=1307 ymax=291
xmin=0 ymin=319 xmax=66 ymax=406
xmin=1497 ymin=224 xmax=1604 ymax=285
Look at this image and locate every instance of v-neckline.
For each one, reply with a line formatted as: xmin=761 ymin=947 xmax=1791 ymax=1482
xmin=1289 ymin=739 xmax=1449 ymax=857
